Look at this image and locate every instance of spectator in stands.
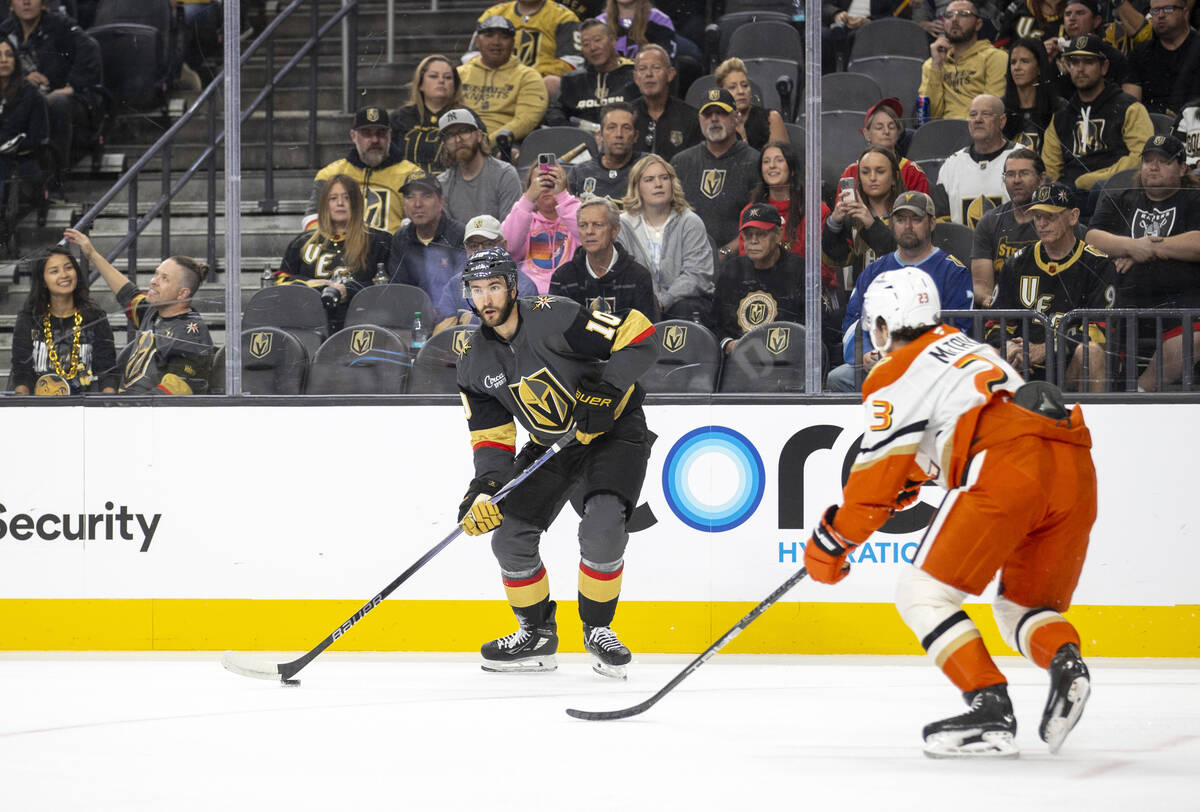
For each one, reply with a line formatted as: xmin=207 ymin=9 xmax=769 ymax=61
xmin=503 ymin=160 xmax=582 ymax=292
xmin=476 ymin=0 xmax=582 ymax=99
xmin=715 ymin=57 xmax=789 ymax=151
xmin=841 ymin=99 xmax=931 ymax=194
xmin=0 ymin=37 xmax=47 ymax=250
xmin=600 ymin=0 xmax=677 ymax=59
xmin=548 ymin=19 xmax=637 ymax=126
xmin=972 ymin=147 xmax=1049 ymax=303
xmin=304 ymin=106 xmax=419 ymax=235
xmin=995 ymin=0 xmax=1066 ymax=45
xmin=988 ymin=181 xmax=1117 ymax=390
xmin=1085 ymin=134 xmax=1200 ymax=390
xmin=436 ymin=108 xmax=523 ymax=223
xmin=1042 ymin=35 xmax=1153 ymax=213
xmin=826 ymin=190 xmax=974 ymax=391
xmin=741 ymin=141 xmax=834 ymax=290
xmin=1003 ymin=38 xmax=1065 ymax=153
xmin=459 ymin=16 xmax=550 ymax=143
xmin=1127 ymin=0 xmax=1200 ymax=117
xmin=823 ymin=145 xmax=903 ymax=288
xmin=822 ymin=0 xmax=909 ymax=74
xmin=919 ymin=0 xmax=1009 ymax=121
xmin=0 ymin=0 xmax=105 ymax=199
xmin=568 ymin=102 xmax=643 ymax=203
xmin=630 ymin=44 xmax=699 ymax=162
xmin=11 ymin=246 xmax=116 ymax=395
xmin=671 ymin=88 xmax=761 ymax=258
xmin=716 ymin=203 xmax=828 ymax=355
xmin=1045 ymin=2 xmax=1136 ymax=100
xmin=464 ymin=214 xmax=508 ymax=256
xmin=280 ymin=174 xmax=393 ymax=332
xmin=618 ymin=154 xmax=714 ymax=321
xmin=385 ymin=169 xmax=470 ymax=330
xmin=177 ymin=0 xmax=222 ymax=86
xmin=933 ymin=94 xmax=1017 ymax=226
xmin=1177 ymin=96 xmax=1200 ymax=175
xmin=392 ymin=55 xmax=465 ymax=175
xmin=1103 ymin=0 xmax=1155 ymax=56
xmin=550 ymin=197 xmax=659 ymax=317
xmin=63 ymin=228 xmax=214 ymax=395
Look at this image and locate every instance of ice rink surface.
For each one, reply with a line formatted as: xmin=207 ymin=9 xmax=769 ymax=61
xmin=1 ymin=652 xmax=1197 ymax=811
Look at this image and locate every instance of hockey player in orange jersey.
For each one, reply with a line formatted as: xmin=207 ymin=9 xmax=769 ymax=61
xmin=805 ymin=266 xmax=1095 ymax=758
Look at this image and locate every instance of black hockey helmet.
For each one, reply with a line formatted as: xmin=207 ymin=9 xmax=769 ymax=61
xmin=461 ymin=246 xmax=519 ymax=299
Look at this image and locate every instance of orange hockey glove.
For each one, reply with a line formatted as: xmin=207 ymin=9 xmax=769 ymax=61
xmin=804 ymin=505 xmax=854 ymax=584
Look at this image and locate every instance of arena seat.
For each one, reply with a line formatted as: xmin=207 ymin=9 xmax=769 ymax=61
xmin=306 ymin=324 xmax=410 ymax=395
xmin=821 ymin=112 xmax=867 ymax=193
xmin=718 ymin=321 xmax=808 ymax=393
xmin=1149 ymin=113 xmax=1175 ymax=137
xmin=643 ymin=319 xmax=721 ymax=393
xmin=92 ymin=0 xmax=172 ymax=67
xmin=207 ymin=345 xmax=226 ymax=394
xmin=408 ymin=325 xmax=475 ymax=394
xmin=686 ymin=74 xmax=782 ymax=119
xmin=238 ymin=327 xmax=308 ymax=395
xmin=242 ymin=284 xmax=330 ymax=361
xmin=906 ymin=118 xmax=970 ymax=162
xmin=821 ymin=72 xmax=883 ymax=115
xmin=846 ymin=56 xmax=923 ymax=122
xmin=849 ymin=18 xmax=932 ymax=62
xmin=931 ymin=221 xmax=974 ymax=267
xmin=917 ymin=157 xmax=944 ymax=188
xmin=727 ymin=20 xmax=802 ymax=61
xmin=516 ymin=127 xmax=598 ymax=170
xmin=345 ymin=283 xmax=436 ymax=345
xmin=88 ymin=24 xmax=169 ymax=111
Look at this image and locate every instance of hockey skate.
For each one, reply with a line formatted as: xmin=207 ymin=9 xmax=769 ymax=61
xmin=583 ymin=624 xmax=631 ymax=680
xmin=1040 ymin=642 xmax=1091 ymax=754
xmin=480 ymin=601 xmax=558 ymax=673
xmin=923 ymin=684 xmax=1018 ymax=759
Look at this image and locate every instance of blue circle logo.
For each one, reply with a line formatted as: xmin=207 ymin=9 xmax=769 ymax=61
xmin=661 ymin=426 xmax=765 ymax=532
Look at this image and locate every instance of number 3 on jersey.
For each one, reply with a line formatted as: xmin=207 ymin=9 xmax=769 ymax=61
xmin=869 ymin=399 xmax=893 ymax=431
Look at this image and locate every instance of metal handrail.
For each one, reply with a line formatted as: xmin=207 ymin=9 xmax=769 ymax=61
xmin=72 ymin=0 xmax=360 ymax=274
xmin=1056 ymin=308 xmax=1200 ymax=392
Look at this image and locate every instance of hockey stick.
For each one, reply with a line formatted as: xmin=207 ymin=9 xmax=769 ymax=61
xmin=221 ymin=435 xmax=573 ymax=685
xmin=565 ymin=567 xmax=810 ymax=720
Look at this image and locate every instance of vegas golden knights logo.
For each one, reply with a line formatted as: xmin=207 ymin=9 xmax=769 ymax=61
xmin=516 ymin=31 xmax=541 ymax=67
xmin=122 ymin=329 xmax=158 ymax=387
xmin=350 ymin=328 xmax=375 ymax=356
xmin=767 ymin=326 xmax=790 ymax=355
xmin=662 ymin=324 xmax=688 ymax=353
xmin=363 ymin=187 xmax=387 ymax=228
xmin=452 ymin=329 xmax=472 ymax=357
xmin=1072 ymin=119 xmax=1106 ymax=156
xmin=700 ymin=169 xmax=726 ymax=199
xmin=963 ymin=195 xmax=1003 ymax=229
xmin=509 ymin=367 xmax=573 ymax=433
xmin=748 ymin=301 xmax=768 ymax=324
xmin=249 ymin=330 xmax=273 ymax=359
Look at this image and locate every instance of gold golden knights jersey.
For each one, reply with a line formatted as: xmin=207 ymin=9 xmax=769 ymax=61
xmin=479 ymin=1 xmax=582 ymax=77
xmin=456 ymin=295 xmax=656 ymax=481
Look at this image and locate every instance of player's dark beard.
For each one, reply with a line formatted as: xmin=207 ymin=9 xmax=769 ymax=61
xmin=482 ymin=290 xmax=517 ymax=327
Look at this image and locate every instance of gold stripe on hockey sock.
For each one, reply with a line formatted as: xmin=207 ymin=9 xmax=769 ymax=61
xmin=578 ymin=563 xmax=623 ymax=603
xmin=502 ymin=567 xmax=549 ymax=608
xmin=1022 ymin=614 xmax=1081 ymax=669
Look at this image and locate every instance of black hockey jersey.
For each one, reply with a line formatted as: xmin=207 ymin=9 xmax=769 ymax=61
xmin=116 ymin=283 xmax=214 ymax=394
xmin=456 ymin=295 xmax=656 ymax=482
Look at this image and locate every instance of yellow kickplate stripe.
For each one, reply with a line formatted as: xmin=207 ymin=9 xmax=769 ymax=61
xmin=0 ymin=600 xmax=1196 ymax=657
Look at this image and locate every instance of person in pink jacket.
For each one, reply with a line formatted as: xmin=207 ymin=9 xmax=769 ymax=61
xmin=502 ymin=160 xmax=582 ymax=293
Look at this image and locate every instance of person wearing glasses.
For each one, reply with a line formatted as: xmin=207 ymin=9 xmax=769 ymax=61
xmin=1127 ymin=0 xmax=1200 ymax=118
xmin=435 ymin=108 xmax=522 ymax=224
xmin=629 ymin=44 xmax=700 ymax=162
xmin=918 ymin=0 xmax=1009 ymax=121
xmin=933 ymin=94 xmax=1018 ymax=226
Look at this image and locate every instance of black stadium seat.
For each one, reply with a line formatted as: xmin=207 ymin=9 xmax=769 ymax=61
xmin=240 ymin=327 xmax=308 ymax=395
xmin=306 ymin=325 xmax=410 ymax=395
xmin=821 ymin=111 xmax=867 ymax=191
xmin=517 ymin=127 xmax=598 ymax=170
xmin=207 ymin=345 xmax=226 ymax=394
xmin=907 ymin=118 xmax=970 ymax=162
xmin=643 ymin=320 xmax=722 ymax=393
xmin=726 ymin=20 xmax=802 ymax=61
xmin=932 ymin=222 xmax=974 ymax=267
xmin=87 ymin=23 xmax=169 ymax=111
xmin=686 ymin=75 xmax=782 ymax=120
xmin=711 ymin=11 xmax=794 ymax=61
xmin=822 ymin=72 xmax=883 ymax=115
xmin=408 ymin=326 xmax=475 ymax=394
xmin=345 ymin=283 xmax=436 ymax=344
xmin=718 ymin=321 xmax=809 ymax=393
xmin=847 ymin=56 xmax=923 ymax=122
xmin=92 ymin=0 xmax=172 ymax=68
xmin=849 ymin=17 xmax=932 ymax=62
xmin=242 ymin=285 xmax=330 ymax=362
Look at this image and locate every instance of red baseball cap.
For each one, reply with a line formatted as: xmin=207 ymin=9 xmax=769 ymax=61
xmin=863 ymin=98 xmax=903 ymax=129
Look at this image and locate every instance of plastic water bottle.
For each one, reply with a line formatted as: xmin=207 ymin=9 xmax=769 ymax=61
xmin=916 ymin=95 xmax=931 ymax=127
xmin=373 ymin=262 xmax=387 ymax=286
xmin=411 ymin=311 xmax=428 ymax=351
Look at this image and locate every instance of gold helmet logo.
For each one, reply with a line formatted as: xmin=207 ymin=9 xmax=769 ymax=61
xmin=767 ymin=326 xmax=791 ymax=355
xmin=248 ymin=330 xmax=273 ymax=359
xmin=662 ymin=324 xmax=688 ymax=353
xmin=350 ymin=329 xmax=376 ymax=356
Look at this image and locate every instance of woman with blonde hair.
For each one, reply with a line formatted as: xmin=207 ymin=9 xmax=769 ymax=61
xmin=716 ymin=57 xmax=788 ymax=151
xmin=391 ymin=55 xmax=465 ymax=174
xmin=275 ymin=173 xmax=392 ymax=330
xmin=617 ymin=154 xmax=713 ymax=321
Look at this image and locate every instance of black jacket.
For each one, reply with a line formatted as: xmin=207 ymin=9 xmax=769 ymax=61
xmin=549 ymin=242 xmax=660 ymax=321
xmin=0 ymin=12 xmax=105 ymax=121
xmin=632 ymin=96 xmax=701 ymax=163
xmin=547 ymin=61 xmax=639 ymax=126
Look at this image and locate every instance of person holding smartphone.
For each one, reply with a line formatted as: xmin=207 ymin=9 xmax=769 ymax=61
xmin=501 ymin=155 xmax=583 ymax=292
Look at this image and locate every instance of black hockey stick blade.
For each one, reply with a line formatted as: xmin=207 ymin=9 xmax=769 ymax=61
xmin=221 ymin=436 xmax=573 ymax=685
xmin=565 ymin=567 xmax=809 ymax=720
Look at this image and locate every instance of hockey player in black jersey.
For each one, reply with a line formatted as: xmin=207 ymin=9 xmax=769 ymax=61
xmin=455 ymin=247 xmax=657 ymax=678
xmin=987 ymin=182 xmax=1117 ymax=390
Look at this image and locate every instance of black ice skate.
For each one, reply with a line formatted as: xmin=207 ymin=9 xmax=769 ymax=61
xmin=1040 ymin=642 xmax=1091 ymax=754
xmin=923 ymin=683 xmax=1018 ymax=759
xmin=480 ymin=601 xmax=558 ymax=673
xmin=583 ymin=624 xmax=631 ymax=680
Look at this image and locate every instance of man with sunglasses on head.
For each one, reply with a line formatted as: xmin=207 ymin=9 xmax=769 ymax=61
xmin=1127 ymin=0 xmax=1200 ymax=118
xmin=919 ymin=0 xmax=1009 ymax=121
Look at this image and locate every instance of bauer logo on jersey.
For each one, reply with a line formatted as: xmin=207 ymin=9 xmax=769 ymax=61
xmin=737 ymin=291 xmax=778 ymax=333
xmin=509 ymin=367 xmax=573 ymax=433
xmin=662 ymin=324 xmax=688 ymax=353
xmin=452 ymin=329 xmax=473 ymax=358
xmin=1132 ymin=207 xmax=1176 ymax=238
xmin=350 ymin=328 xmax=375 ymax=356
xmin=248 ymin=330 xmax=273 ymax=359
xmin=767 ymin=326 xmax=791 ymax=355
xmin=700 ymin=169 xmax=726 ymax=199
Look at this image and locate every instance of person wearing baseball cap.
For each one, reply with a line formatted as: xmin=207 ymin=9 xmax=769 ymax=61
xmin=436 ymin=108 xmax=522 ymax=226
xmin=1086 ymin=131 xmax=1200 ymax=390
xmin=472 ymin=0 xmax=581 ymax=89
xmin=459 ymin=9 xmax=550 ymax=142
xmin=302 ymin=105 xmax=421 ymax=233
xmin=464 ymin=215 xmax=506 ymax=254
xmin=827 ymin=188 xmax=975 ymax=392
xmin=1128 ymin=0 xmax=1200 ymax=117
xmin=989 ymin=180 xmax=1117 ymax=390
xmin=714 ymin=202 xmax=819 ymax=356
xmin=840 ymin=98 xmax=931 ymax=195
xmin=1047 ymin=2 xmax=1134 ymax=100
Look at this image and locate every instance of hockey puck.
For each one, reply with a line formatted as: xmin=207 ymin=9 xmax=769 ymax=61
xmin=281 ymin=678 xmax=301 ymax=687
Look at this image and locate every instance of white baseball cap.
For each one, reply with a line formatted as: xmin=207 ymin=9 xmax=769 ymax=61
xmin=464 ymin=215 xmax=502 ymax=240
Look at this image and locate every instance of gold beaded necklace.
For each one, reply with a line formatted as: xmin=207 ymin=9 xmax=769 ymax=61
xmin=42 ymin=310 xmax=86 ymax=384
